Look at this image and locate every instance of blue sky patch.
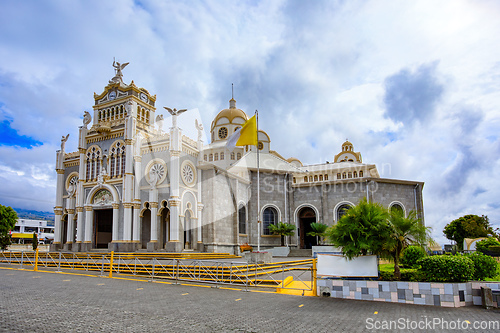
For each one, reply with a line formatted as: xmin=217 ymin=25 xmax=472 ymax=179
xmin=0 ymin=120 xmax=42 ymax=148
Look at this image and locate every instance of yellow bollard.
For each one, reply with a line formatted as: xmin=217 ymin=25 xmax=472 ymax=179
xmin=109 ymin=251 xmax=114 ymax=278
xmin=312 ymin=258 xmax=317 ymax=296
xmin=34 ymin=248 xmax=39 ymax=272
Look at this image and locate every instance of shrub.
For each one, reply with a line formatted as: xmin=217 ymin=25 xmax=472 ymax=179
xmin=401 ymin=246 xmax=427 ymax=268
xmin=475 ymin=237 xmax=500 ymax=254
xmin=464 ymin=252 xmax=498 ymax=280
xmin=417 ymin=255 xmax=474 ymax=282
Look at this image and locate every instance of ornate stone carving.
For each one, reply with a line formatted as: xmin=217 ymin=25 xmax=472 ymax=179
xmin=93 ymin=189 xmax=112 ymax=205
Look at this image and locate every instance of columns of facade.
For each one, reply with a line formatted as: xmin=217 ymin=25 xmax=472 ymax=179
xmin=122 ymin=138 xmax=134 ymax=241
xmin=66 ymin=208 xmax=75 ymax=244
xmin=53 ymin=169 xmax=65 ymax=246
xmin=150 ymin=202 xmax=158 ymax=242
xmin=84 ymin=206 xmax=93 ymax=245
xmin=112 ymin=203 xmax=120 ymax=241
xmin=76 ymin=207 xmax=84 ymax=243
xmin=169 ymin=150 xmax=181 ymax=242
xmin=132 ymin=203 xmax=141 ymax=242
xmin=197 ymin=203 xmax=204 ymax=244
xmin=132 ymin=156 xmax=142 ymax=243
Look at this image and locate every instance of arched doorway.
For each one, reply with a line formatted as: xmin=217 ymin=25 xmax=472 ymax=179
xmin=184 ymin=211 xmax=193 ymax=250
xmin=62 ymin=214 xmax=68 ymax=244
xmin=298 ymin=207 xmax=317 ymax=249
xmin=141 ymin=208 xmax=151 ymax=249
xmin=160 ymin=205 xmax=170 ymax=249
xmin=93 ymin=209 xmax=112 ymax=248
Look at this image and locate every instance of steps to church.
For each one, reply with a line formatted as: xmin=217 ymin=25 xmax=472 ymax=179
xmin=287 ymin=249 xmax=312 ymax=257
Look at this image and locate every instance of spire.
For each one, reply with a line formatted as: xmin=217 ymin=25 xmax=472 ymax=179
xmin=229 ymin=84 xmax=236 ymax=109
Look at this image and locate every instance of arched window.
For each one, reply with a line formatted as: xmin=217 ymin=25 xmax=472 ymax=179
xmin=263 ymin=207 xmax=278 ymax=235
xmin=304 ymin=176 xmax=308 ymax=182
xmin=220 ymin=152 xmax=224 ymax=160
xmin=237 ymin=153 xmax=241 ymax=160
xmin=109 ymin=141 xmax=126 ymax=178
xmin=348 ymin=172 xmax=352 ymax=178
xmin=238 ymin=205 xmax=246 ymax=234
xmin=230 ymin=152 xmax=235 ymax=160
xmin=314 ymin=175 xmax=318 ymax=182
xmin=342 ymin=172 xmax=346 ymax=179
xmin=86 ymin=146 xmax=102 ymax=181
xmin=214 ymin=153 xmax=219 ymax=161
xmin=359 ymin=170 xmax=364 ymax=177
xmin=309 ymin=176 xmax=313 ymax=182
xmin=390 ymin=203 xmax=404 ymax=215
xmin=353 ymin=171 xmax=357 ymax=178
xmin=204 ymin=155 xmax=207 ymax=161
xmin=324 ymin=174 xmax=328 ymax=181
xmin=319 ymin=175 xmax=323 ymax=181
xmin=209 ymin=154 xmax=213 ymax=162
xmin=337 ymin=173 xmax=341 ymax=179
xmin=336 ymin=204 xmax=351 ymax=221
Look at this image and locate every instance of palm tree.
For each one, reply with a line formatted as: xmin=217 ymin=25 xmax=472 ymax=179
xmin=385 ymin=209 xmax=433 ymax=280
xmin=268 ymin=222 xmax=296 ymax=247
xmin=306 ymin=222 xmax=329 ymax=245
xmin=326 ymin=199 xmax=391 ymax=259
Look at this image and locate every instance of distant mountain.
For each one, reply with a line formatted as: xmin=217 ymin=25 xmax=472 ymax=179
xmin=14 ymin=207 xmax=55 ymax=222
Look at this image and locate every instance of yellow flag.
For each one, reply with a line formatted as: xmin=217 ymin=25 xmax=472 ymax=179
xmin=235 ymin=115 xmax=258 ymax=146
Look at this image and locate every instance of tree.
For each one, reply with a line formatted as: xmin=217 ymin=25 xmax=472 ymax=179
xmin=268 ymin=222 xmax=296 ymax=247
xmin=0 ymin=205 xmax=18 ymax=250
xmin=32 ymin=232 xmax=38 ymax=251
xmin=326 ymin=199 xmax=391 ymax=259
xmin=306 ymin=222 xmax=329 ymax=245
xmin=385 ymin=210 xmax=433 ymax=280
xmin=443 ymin=215 xmax=495 ymax=251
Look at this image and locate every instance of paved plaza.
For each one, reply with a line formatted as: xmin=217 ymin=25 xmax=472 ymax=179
xmin=1 ymin=266 xmax=499 ymax=332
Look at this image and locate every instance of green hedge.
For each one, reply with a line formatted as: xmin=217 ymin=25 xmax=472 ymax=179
xmin=475 ymin=237 xmax=500 ymax=254
xmin=417 ymin=255 xmax=474 ymax=282
xmin=401 ymin=246 xmax=427 ymax=268
xmin=463 ymin=252 xmax=498 ymax=280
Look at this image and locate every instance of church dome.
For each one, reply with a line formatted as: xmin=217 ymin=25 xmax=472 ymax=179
xmin=211 ymin=98 xmax=248 ymax=131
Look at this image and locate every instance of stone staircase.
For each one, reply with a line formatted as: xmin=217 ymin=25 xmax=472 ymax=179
xmin=287 ymin=249 xmax=312 ymax=257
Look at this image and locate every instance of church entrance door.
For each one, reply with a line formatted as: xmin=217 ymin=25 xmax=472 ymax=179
xmin=94 ymin=209 xmax=112 ymax=248
xmin=298 ymin=207 xmax=317 ymax=249
xmin=160 ymin=208 xmax=170 ymax=249
xmin=141 ymin=210 xmax=151 ymax=249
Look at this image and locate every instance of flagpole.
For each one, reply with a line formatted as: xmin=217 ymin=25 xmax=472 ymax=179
xmin=256 ymin=110 xmax=260 ymax=252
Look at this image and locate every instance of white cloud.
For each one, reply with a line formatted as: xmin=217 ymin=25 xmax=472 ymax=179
xmin=0 ymin=0 xmax=499 ymax=246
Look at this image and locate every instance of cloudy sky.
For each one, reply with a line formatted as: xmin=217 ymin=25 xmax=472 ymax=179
xmin=1 ymin=0 xmax=499 ymax=245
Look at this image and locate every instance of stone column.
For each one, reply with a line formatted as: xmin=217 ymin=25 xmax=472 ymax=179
xmin=197 ymin=203 xmax=204 ymax=245
xmin=133 ymin=155 xmax=142 ymax=243
xmin=83 ymin=206 xmax=93 ymax=251
xmin=132 ymin=203 xmax=141 ymax=243
xmin=148 ymin=202 xmax=158 ymax=251
xmin=66 ymin=208 xmax=75 ymax=244
xmin=112 ymin=203 xmax=120 ymax=241
xmin=169 ymin=149 xmax=181 ymax=245
xmin=123 ymin=203 xmax=133 ymax=242
xmin=74 ymin=207 xmax=84 ymax=251
xmin=53 ymin=169 xmax=65 ymax=248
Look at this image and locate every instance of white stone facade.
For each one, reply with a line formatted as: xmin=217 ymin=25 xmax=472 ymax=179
xmin=53 ymin=65 xmax=424 ymax=254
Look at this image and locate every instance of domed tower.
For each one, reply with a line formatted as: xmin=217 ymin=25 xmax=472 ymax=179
xmin=210 ymin=98 xmax=248 ymax=143
xmin=202 ymin=98 xmax=249 ymax=167
xmin=334 ymin=140 xmax=362 ymax=163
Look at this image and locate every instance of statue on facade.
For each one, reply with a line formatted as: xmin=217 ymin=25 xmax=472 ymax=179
xmin=195 ymin=119 xmax=204 ymax=141
xmin=83 ymin=111 xmax=92 ymax=128
xmin=156 ymin=114 xmax=164 ymax=132
xmin=164 ymin=107 xmax=187 ymax=128
xmin=61 ymin=134 xmax=69 ymax=152
xmin=110 ymin=59 xmax=129 ymax=83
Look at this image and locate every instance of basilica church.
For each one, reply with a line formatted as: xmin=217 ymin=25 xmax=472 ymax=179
xmin=52 ymin=63 xmax=424 ymax=253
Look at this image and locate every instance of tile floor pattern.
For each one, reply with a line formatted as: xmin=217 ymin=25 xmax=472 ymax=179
xmin=1 ymin=267 xmax=499 ymax=332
